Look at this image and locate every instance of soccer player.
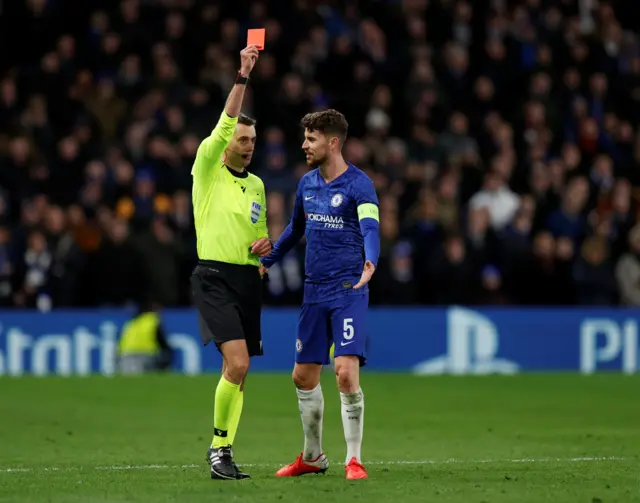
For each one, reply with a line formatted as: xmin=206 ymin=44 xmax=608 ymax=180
xmin=260 ymin=110 xmax=380 ymax=480
xmin=190 ymin=44 xmax=272 ymax=480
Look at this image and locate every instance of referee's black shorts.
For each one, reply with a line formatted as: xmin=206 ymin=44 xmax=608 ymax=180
xmin=190 ymin=260 xmax=263 ymax=357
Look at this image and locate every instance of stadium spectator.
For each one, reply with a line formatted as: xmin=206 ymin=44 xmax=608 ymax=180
xmin=615 ymin=225 xmax=640 ymax=306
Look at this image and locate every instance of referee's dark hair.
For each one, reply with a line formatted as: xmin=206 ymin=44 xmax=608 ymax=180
xmin=238 ymin=113 xmax=257 ymax=126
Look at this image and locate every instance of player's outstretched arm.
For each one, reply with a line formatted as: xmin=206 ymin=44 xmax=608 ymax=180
xmin=260 ymin=185 xmax=306 ymax=271
xmin=353 ymin=216 xmax=380 ymax=289
xmin=353 ymin=181 xmax=381 ymax=290
xmin=191 ymin=45 xmax=260 ymax=181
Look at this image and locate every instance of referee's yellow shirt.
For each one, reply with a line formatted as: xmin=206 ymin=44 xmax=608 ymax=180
xmin=191 ymin=111 xmax=268 ymax=267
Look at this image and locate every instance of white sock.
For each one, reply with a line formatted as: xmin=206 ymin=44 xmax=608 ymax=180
xmin=340 ymin=388 xmax=364 ymax=465
xmin=296 ymin=384 xmax=324 ymax=461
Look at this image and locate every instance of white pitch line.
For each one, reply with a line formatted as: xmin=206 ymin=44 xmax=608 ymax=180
xmin=0 ymin=457 xmax=630 ymax=474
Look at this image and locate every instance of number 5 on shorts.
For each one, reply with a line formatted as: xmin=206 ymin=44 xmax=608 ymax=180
xmin=343 ymin=318 xmax=354 ymax=340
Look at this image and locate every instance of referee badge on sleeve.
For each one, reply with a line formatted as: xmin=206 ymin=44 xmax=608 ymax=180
xmin=250 ymin=201 xmax=262 ymax=224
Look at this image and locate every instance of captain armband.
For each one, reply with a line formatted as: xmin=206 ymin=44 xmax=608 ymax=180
xmin=357 ymin=203 xmax=379 ymax=222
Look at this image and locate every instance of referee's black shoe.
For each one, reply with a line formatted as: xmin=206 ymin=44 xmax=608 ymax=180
xmin=206 ymin=446 xmax=250 ymax=480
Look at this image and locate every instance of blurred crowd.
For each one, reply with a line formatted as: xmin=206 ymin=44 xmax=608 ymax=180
xmin=1 ymin=0 xmax=640 ymax=309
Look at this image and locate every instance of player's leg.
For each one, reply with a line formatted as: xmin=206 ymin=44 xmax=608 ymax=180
xmin=331 ymin=293 xmax=369 ymax=480
xmin=275 ymin=302 xmax=331 ymax=477
xmin=293 ymin=362 xmax=324 ymax=460
xmin=293 ymin=302 xmax=330 ymax=466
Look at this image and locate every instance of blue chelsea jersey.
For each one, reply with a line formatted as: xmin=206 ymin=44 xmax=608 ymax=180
xmin=296 ymin=163 xmax=378 ymax=303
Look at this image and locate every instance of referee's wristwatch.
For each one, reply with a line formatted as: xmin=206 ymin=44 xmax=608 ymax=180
xmin=236 ymin=71 xmax=250 ymax=85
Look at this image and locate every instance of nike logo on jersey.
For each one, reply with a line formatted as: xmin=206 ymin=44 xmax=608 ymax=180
xmin=305 ymin=196 xmax=314 ymax=200
xmin=341 ymin=341 xmax=354 ymax=347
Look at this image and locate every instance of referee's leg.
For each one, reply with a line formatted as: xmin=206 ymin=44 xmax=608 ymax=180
xmin=221 ymin=357 xmax=247 ymax=391
xmin=205 ymin=339 xmax=251 ymax=480
xmin=219 ymin=340 xmax=250 ymax=386
xmin=191 ymin=268 xmax=251 ymax=479
xmin=220 ymin=342 xmax=248 ymax=448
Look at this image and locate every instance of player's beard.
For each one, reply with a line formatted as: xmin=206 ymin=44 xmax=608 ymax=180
xmin=308 ymin=152 xmax=328 ymax=167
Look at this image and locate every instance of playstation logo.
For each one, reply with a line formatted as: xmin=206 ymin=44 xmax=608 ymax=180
xmin=413 ymin=307 xmax=520 ymax=375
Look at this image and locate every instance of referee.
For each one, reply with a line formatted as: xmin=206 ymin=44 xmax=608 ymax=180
xmin=191 ymin=44 xmax=271 ymax=481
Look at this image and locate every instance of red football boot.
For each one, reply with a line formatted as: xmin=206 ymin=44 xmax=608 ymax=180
xmin=345 ymin=457 xmax=368 ymax=480
xmin=275 ymin=453 xmax=329 ymax=477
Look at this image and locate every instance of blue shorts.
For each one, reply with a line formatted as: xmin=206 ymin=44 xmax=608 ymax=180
xmin=295 ymin=293 xmax=369 ymax=366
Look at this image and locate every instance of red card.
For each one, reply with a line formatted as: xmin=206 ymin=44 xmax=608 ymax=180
xmin=247 ymin=28 xmax=266 ymax=50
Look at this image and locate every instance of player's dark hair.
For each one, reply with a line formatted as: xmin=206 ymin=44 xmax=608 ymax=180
xmin=238 ymin=113 xmax=257 ymax=126
xmin=301 ymin=109 xmax=349 ymax=144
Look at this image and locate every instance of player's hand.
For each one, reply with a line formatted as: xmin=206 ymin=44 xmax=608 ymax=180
xmin=353 ymin=260 xmax=375 ymax=290
xmin=251 ymin=237 xmax=272 ymax=257
xmin=240 ymin=45 xmax=260 ymax=76
xmin=259 ymin=264 xmax=268 ymax=278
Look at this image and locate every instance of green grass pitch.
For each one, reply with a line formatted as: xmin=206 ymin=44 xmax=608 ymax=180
xmin=1 ymin=373 xmax=639 ymax=502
